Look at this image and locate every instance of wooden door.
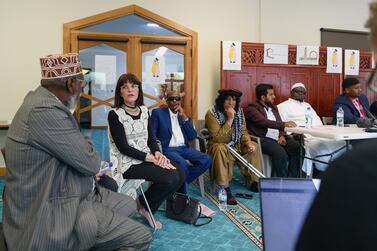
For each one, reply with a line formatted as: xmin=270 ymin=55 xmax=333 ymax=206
xmin=140 ymin=42 xmax=193 ymax=114
xmin=77 ymin=40 xmax=129 ymax=126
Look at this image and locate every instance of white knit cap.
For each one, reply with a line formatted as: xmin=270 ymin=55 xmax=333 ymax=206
xmin=291 ymin=82 xmax=306 ymax=91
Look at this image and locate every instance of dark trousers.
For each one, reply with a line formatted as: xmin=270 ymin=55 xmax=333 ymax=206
xmin=261 ymin=137 xmax=301 ymax=177
xmin=164 ymin=146 xmax=212 ymax=193
xmin=123 ymin=161 xmax=185 ymax=213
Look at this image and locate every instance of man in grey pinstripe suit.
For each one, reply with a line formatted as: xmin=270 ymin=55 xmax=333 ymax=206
xmin=3 ymin=53 xmax=152 ymax=250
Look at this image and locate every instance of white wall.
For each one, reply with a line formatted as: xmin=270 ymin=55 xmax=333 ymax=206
xmin=261 ymin=0 xmax=370 ymax=45
xmin=0 ymin=0 xmax=372 ymax=121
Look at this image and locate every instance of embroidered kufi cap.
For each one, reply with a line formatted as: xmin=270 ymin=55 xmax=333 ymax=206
xmin=218 ymin=88 xmax=242 ymax=97
xmin=291 ymin=82 xmax=306 ymax=91
xmin=40 ymin=53 xmax=82 ymax=79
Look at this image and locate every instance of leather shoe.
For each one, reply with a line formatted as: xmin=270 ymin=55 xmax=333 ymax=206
xmin=249 ymin=181 xmax=259 ymax=192
xmin=227 ymin=196 xmax=238 ymax=205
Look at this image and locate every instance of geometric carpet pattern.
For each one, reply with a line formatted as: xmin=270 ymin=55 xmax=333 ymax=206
xmin=202 ymin=175 xmax=263 ymax=249
xmin=148 ymin=170 xmax=263 ymax=251
xmin=0 ymin=174 xmax=264 ymax=250
xmin=0 ymin=128 xmax=264 ymax=250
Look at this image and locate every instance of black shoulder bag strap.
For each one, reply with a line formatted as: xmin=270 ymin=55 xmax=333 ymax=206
xmin=193 ymin=204 xmax=212 ymax=227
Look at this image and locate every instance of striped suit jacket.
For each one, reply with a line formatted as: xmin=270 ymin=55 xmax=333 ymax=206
xmin=4 ymin=86 xmax=101 ymax=250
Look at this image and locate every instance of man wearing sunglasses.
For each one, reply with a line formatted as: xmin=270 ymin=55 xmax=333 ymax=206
xmin=151 ymin=91 xmax=211 ymax=193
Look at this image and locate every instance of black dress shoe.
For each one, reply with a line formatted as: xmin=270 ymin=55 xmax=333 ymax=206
xmin=249 ymin=181 xmax=259 ymax=192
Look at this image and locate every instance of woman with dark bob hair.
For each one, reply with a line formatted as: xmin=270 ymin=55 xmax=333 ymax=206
xmin=108 ymin=73 xmax=184 ymax=229
xmin=205 ymin=88 xmax=262 ymax=205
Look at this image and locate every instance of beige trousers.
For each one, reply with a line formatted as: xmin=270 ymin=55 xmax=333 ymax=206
xmin=207 ymin=141 xmax=262 ymax=187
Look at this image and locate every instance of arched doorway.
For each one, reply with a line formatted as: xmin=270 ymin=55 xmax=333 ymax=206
xmin=63 ymin=5 xmax=198 ymax=127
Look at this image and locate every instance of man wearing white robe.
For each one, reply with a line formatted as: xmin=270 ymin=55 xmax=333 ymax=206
xmin=277 ymin=83 xmax=345 ymax=176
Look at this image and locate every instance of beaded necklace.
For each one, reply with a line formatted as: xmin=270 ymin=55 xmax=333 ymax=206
xmin=122 ymin=103 xmax=140 ymax=115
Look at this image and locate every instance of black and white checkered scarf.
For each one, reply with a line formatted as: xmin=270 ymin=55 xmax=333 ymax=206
xmin=211 ymin=105 xmax=243 ymax=147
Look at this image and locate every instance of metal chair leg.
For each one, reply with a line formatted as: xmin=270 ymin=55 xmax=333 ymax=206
xmin=198 ymin=175 xmax=205 ymax=197
xmin=139 ymin=185 xmax=157 ymax=233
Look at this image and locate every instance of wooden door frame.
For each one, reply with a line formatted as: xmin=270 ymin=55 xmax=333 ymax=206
xmin=63 ymin=4 xmax=198 ymax=118
xmin=75 ymin=40 xmax=129 ymax=122
xmin=140 ymin=42 xmax=192 ymax=115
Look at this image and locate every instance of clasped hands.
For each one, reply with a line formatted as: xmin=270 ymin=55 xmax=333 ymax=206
xmin=146 ymin=152 xmax=176 ymax=169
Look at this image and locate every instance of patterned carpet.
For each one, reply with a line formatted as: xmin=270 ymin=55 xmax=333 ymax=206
xmin=147 ymin=169 xmax=263 ymax=251
xmin=202 ymin=175 xmax=263 ymax=249
xmin=0 ymin=174 xmax=263 ymax=251
xmin=79 ymin=128 xmax=264 ymax=250
xmin=0 ymin=128 xmax=264 ymax=250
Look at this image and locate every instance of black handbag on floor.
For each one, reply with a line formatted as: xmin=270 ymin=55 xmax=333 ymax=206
xmin=166 ymin=193 xmax=212 ymax=227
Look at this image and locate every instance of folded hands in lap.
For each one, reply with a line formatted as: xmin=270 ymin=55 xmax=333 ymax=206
xmin=146 ymin=152 xmax=176 ymax=169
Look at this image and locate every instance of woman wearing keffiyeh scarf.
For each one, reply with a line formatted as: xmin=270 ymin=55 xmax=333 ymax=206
xmin=205 ymin=89 xmax=262 ymax=205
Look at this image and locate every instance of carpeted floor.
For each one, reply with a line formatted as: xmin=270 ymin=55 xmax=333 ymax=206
xmin=145 ymin=170 xmax=262 ymax=251
xmin=0 ymin=128 xmax=263 ymax=250
xmin=0 ymin=174 xmax=262 ymax=250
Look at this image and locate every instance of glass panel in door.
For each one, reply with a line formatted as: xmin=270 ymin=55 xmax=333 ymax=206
xmin=79 ymin=42 xmax=127 ymax=127
xmin=80 ymin=14 xmax=182 ymax=36
xmin=141 ymin=46 xmax=184 ymax=110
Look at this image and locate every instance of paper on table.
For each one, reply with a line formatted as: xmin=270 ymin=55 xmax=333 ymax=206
xmin=312 ymin=126 xmax=337 ymax=130
xmin=199 ymin=202 xmax=216 ymax=217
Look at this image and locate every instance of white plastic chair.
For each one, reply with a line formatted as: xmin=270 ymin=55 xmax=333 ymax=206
xmin=250 ymin=135 xmax=273 ymax=177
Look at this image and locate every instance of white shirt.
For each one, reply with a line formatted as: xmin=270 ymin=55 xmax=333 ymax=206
xmin=277 ymin=98 xmax=345 ymax=176
xmin=264 ymin=107 xmax=279 ymax=141
xmin=168 ymin=109 xmax=186 ymax=147
xmin=278 ymin=98 xmax=322 ymax=127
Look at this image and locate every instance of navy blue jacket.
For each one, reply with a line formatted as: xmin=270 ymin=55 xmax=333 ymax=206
xmin=332 ymin=94 xmax=370 ymax=124
xmin=151 ymin=107 xmax=197 ymax=150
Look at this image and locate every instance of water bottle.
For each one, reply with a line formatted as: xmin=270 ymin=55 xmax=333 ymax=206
xmin=218 ymin=186 xmax=227 ymax=211
xmin=100 ymin=161 xmax=113 ymax=175
xmin=336 ymin=107 xmax=344 ymax=127
xmin=305 ymin=107 xmax=313 ymax=128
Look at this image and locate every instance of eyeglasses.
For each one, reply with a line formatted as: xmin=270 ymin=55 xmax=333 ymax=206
xmin=367 ymin=64 xmax=377 ymax=93
xmin=121 ymin=83 xmax=139 ymax=90
xmin=167 ymin=96 xmax=181 ymax=101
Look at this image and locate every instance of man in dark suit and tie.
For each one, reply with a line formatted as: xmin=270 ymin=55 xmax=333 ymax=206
xmin=332 ymin=77 xmax=371 ymax=124
xmin=3 ymin=53 xmax=151 ymax=251
xmin=151 ymin=91 xmax=211 ymax=193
